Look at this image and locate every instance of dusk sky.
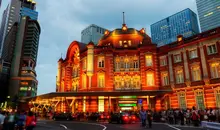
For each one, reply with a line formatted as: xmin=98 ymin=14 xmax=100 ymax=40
xmin=0 ymin=0 xmax=198 ymax=95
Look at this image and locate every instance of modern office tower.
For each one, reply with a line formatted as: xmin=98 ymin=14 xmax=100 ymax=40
xmin=81 ymin=24 xmax=108 ymax=44
xmin=196 ymin=0 xmax=220 ymax=32
xmin=151 ymin=8 xmax=200 ymax=46
xmin=1 ymin=23 xmax=18 ymax=62
xmin=0 ymin=7 xmax=9 ymax=56
xmin=9 ymin=16 xmax=40 ymax=98
xmin=0 ymin=59 xmax=10 ymax=103
xmin=0 ymin=0 xmax=2 ymax=8
xmin=0 ymin=0 xmax=38 ymax=57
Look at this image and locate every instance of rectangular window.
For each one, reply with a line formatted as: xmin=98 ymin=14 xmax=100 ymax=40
xmin=191 ymin=66 xmax=201 ymax=81
xmin=176 ymin=69 xmax=184 ymax=84
xmin=98 ymin=74 xmax=105 ymax=88
xmin=178 ymin=93 xmax=186 ymax=109
xmin=210 ymin=63 xmax=220 ymax=78
xmin=160 ymin=57 xmax=167 ymax=66
xmin=207 ymin=44 xmax=217 ymax=55
xmin=174 ymin=54 xmax=181 ymax=63
xmin=98 ymin=57 xmax=105 ymax=68
xmin=216 ymin=90 xmax=220 ymax=108
xmin=189 ymin=49 xmax=198 ymax=59
xmin=161 ymin=72 xmax=169 ymax=86
xmin=196 ymin=91 xmax=205 ymax=110
xmin=145 ymin=55 xmax=153 ymax=66
xmin=146 ymin=73 xmax=154 ymax=86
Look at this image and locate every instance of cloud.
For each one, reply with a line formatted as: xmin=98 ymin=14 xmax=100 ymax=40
xmin=31 ymin=0 xmax=197 ymax=95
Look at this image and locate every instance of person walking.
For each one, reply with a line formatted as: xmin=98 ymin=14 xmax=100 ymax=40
xmin=147 ymin=110 xmax=153 ymax=128
xmin=139 ymin=106 xmax=147 ymax=127
xmin=25 ymin=111 xmax=36 ymax=130
xmin=0 ymin=110 xmax=5 ymax=130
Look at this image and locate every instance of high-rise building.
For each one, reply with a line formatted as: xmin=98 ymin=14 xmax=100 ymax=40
xmin=0 ymin=59 xmax=10 ymax=103
xmin=9 ymin=16 xmax=40 ymax=98
xmin=1 ymin=23 xmax=18 ymax=62
xmin=0 ymin=0 xmax=2 ymax=8
xmin=151 ymin=8 xmax=200 ymax=46
xmin=0 ymin=0 xmax=38 ymax=57
xmin=81 ymin=24 xmax=108 ymax=44
xmin=196 ymin=0 xmax=220 ymax=32
xmin=0 ymin=7 xmax=9 ymax=56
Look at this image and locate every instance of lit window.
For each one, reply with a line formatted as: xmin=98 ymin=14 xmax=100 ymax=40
xmin=115 ymin=58 xmax=120 ymax=70
xmin=178 ymin=92 xmax=186 ymax=109
xmin=119 ymin=41 xmax=122 ymax=46
xmin=204 ymin=12 xmax=213 ymax=17
xmin=82 ymin=74 xmax=87 ymax=88
xmin=207 ymin=44 xmax=217 ymax=55
xmin=145 ymin=55 xmax=153 ymax=66
xmin=83 ymin=59 xmax=86 ymax=70
xmin=195 ymin=90 xmax=205 ymax=110
xmin=146 ymin=73 xmax=154 ymax=86
xmin=174 ymin=54 xmax=181 ymax=63
xmin=161 ymin=72 xmax=169 ymax=86
xmin=98 ymin=73 xmax=105 ymax=88
xmin=128 ymin=40 xmax=131 ymax=46
xmin=189 ymin=49 xmax=198 ymax=59
xmin=191 ymin=66 xmax=201 ymax=81
xmin=134 ymin=60 xmax=139 ymax=68
xmin=98 ymin=96 xmax=104 ymax=112
xmin=98 ymin=56 xmax=105 ymax=68
xmin=215 ymin=89 xmax=220 ymax=108
xmin=175 ymin=69 xmax=184 ymax=84
xmin=160 ymin=57 xmax=167 ymax=66
xmin=210 ymin=62 xmax=220 ymax=79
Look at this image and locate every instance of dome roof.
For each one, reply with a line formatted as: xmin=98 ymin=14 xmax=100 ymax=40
xmin=98 ymin=26 xmax=151 ymax=47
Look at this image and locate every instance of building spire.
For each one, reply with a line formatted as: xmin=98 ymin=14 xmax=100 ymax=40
xmin=61 ymin=53 xmax=62 ymax=58
xmin=123 ymin=12 xmax=125 ymax=25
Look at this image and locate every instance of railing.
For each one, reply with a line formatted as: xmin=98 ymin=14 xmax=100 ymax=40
xmin=201 ymin=121 xmax=220 ymax=130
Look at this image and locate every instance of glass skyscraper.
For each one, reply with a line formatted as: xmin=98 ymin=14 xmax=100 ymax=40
xmin=196 ymin=0 xmax=220 ymax=32
xmin=151 ymin=8 xmax=200 ymax=47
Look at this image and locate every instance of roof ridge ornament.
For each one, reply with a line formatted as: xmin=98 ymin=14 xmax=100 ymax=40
xmin=122 ymin=12 xmax=127 ymax=31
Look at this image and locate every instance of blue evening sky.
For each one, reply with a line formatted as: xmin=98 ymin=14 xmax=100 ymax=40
xmin=0 ymin=0 xmax=197 ymax=95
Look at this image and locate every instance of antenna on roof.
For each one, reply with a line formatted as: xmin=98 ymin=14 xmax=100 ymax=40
xmin=90 ymin=34 xmax=92 ymax=42
xmin=61 ymin=53 xmax=62 ymax=58
xmin=123 ymin=12 xmax=125 ymax=25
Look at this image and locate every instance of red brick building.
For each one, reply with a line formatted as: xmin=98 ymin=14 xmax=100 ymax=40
xmin=31 ymin=25 xmax=220 ymax=113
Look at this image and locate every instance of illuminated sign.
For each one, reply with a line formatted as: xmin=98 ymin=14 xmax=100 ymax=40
xmin=20 ymin=87 xmax=28 ymax=91
xmin=119 ymin=96 xmax=137 ymax=99
xmin=119 ymin=104 xmax=136 ymax=107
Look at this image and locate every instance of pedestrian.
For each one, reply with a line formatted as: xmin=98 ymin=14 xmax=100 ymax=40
xmin=147 ymin=110 xmax=153 ymax=128
xmin=139 ymin=106 xmax=147 ymax=127
xmin=0 ymin=110 xmax=5 ymax=130
xmin=7 ymin=111 xmax=16 ymax=130
xmin=16 ymin=111 xmax=26 ymax=130
xmin=25 ymin=111 xmax=36 ymax=130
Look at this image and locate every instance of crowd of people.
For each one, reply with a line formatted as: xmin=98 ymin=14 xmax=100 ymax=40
xmin=0 ymin=110 xmax=36 ymax=130
xmin=155 ymin=107 xmax=220 ymax=126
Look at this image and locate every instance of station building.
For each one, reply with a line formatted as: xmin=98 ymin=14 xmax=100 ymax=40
xmin=25 ymin=24 xmax=220 ymax=113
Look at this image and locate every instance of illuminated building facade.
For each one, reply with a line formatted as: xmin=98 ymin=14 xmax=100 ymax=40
xmin=27 ymin=24 xmax=219 ymax=113
xmin=49 ymin=22 xmax=220 ymax=113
